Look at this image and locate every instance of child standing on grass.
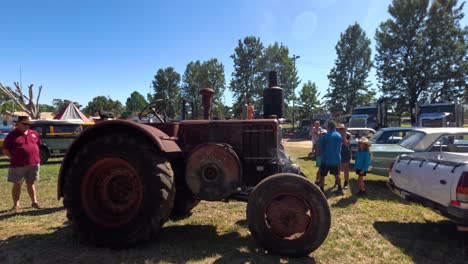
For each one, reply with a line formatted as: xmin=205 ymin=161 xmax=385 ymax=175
xmin=314 ymin=130 xmax=327 ymax=191
xmin=355 ymin=137 xmax=372 ymax=195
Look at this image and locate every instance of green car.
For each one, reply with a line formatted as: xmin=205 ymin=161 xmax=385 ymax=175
xmin=31 ymin=119 xmax=93 ymax=164
xmin=371 ymin=127 xmax=468 ymax=176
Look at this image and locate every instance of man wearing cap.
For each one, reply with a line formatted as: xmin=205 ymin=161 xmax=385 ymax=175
xmin=319 ymin=120 xmax=344 ymax=195
xmin=3 ymin=116 xmax=42 ymax=213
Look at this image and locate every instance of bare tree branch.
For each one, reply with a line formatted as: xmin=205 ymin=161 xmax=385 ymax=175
xmin=0 ymin=82 xmax=43 ymax=118
xmin=0 ymin=83 xmax=27 ymax=112
xmin=14 ymin=82 xmax=27 ymax=106
xmin=35 ymin=86 xmax=42 ymax=109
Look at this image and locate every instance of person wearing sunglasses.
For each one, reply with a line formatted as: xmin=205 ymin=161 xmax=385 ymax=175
xmin=3 ymin=116 xmax=42 ymax=213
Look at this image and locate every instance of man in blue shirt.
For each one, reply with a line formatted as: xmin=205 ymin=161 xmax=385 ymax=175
xmin=319 ymin=120 xmax=344 ymax=195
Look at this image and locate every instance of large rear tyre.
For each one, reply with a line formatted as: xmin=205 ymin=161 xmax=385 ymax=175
xmin=39 ymin=146 xmax=50 ymax=165
xmin=62 ymin=134 xmax=175 ymax=247
xmin=246 ymin=173 xmax=331 ymax=257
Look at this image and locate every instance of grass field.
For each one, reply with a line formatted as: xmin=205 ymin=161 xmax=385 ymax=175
xmin=0 ymin=147 xmax=467 ymax=264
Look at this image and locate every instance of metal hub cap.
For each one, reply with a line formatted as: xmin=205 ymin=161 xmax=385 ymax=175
xmin=81 ymin=157 xmax=143 ymax=227
xmin=265 ymin=194 xmax=312 ymax=239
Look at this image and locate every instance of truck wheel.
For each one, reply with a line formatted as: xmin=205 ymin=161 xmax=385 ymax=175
xmin=246 ymin=173 xmax=331 ymax=257
xmin=62 ymin=134 xmax=175 ymax=247
xmin=39 ymin=146 xmax=49 ymax=164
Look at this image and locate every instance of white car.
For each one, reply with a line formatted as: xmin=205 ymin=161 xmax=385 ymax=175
xmin=372 ymin=127 xmax=468 ymax=176
xmin=387 ymin=152 xmax=468 ymax=225
xmin=347 ymin=127 xmax=376 ymax=160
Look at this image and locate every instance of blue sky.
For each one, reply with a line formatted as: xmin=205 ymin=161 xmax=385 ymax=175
xmin=1 ymin=0 xmax=467 ymax=108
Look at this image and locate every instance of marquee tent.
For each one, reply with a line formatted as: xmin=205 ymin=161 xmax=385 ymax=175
xmin=54 ymin=103 xmax=94 ymax=123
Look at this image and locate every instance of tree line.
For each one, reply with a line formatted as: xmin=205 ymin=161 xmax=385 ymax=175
xmin=327 ymin=0 xmax=467 ymax=124
xmin=0 ymin=0 xmax=466 ymax=123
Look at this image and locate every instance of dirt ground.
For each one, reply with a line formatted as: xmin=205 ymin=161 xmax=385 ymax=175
xmin=282 ymin=138 xmax=312 ymax=148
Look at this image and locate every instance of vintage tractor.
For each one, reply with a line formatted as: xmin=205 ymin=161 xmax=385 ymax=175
xmin=57 ymin=72 xmax=331 ymax=257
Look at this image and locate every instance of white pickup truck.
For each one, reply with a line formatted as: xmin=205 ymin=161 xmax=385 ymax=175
xmin=387 ymin=152 xmax=468 ymax=225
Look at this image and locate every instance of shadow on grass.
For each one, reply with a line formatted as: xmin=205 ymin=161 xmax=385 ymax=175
xmin=298 ymin=155 xmax=314 ymax=161
xmin=0 ymin=206 xmax=65 ymax=221
xmin=374 ymin=220 xmax=468 ymax=263
xmin=284 ymin=138 xmax=310 ymax=142
xmin=330 ymin=178 xmax=400 ymax=208
xmin=235 ymin=219 xmax=247 ymax=228
xmin=0 ymin=224 xmax=317 ymax=263
xmin=42 ymin=159 xmax=64 ymax=166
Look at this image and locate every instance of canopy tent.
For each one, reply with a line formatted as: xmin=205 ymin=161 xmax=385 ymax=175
xmin=54 ymin=103 xmax=94 ymax=124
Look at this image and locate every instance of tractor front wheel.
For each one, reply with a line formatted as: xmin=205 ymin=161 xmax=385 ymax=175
xmin=246 ymin=173 xmax=331 ymax=257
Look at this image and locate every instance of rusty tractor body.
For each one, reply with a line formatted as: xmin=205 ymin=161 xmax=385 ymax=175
xmin=57 ymin=72 xmax=331 ymax=257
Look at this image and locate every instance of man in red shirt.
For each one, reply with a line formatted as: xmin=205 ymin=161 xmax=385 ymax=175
xmin=3 ymin=116 xmax=42 ymax=213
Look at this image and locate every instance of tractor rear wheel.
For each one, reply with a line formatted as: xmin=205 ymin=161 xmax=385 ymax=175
xmin=62 ymin=134 xmax=175 ymax=247
xmin=39 ymin=146 xmax=50 ymax=165
xmin=246 ymin=173 xmax=331 ymax=257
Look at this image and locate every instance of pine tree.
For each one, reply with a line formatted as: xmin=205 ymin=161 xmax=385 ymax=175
xmin=229 ymin=36 xmax=264 ymax=117
xmin=297 ymin=81 xmax=322 ymax=121
xmin=326 ymin=23 xmax=374 ymax=115
xmin=258 ymin=42 xmax=301 ymax=120
xmin=375 ymin=0 xmax=430 ymax=123
xmin=422 ymin=0 xmax=467 ymax=103
xmin=151 ymin=67 xmax=181 ymax=119
xmin=181 ymin=59 xmax=226 ymax=118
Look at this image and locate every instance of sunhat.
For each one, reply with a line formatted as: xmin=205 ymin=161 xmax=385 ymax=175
xmin=336 ymin=123 xmax=346 ymax=130
xmin=15 ymin=116 xmax=32 ymax=124
xmin=358 ymin=137 xmax=371 ymax=146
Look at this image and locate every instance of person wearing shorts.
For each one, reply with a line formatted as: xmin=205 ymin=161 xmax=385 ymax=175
xmin=318 ymin=121 xmax=343 ymax=195
xmin=314 ymin=130 xmax=327 ymax=186
xmin=3 ymin=116 xmax=42 ymax=213
xmin=355 ymin=137 xmax=372 ymax=195
xmin=337 ymin=123 xmax=352 ymax=189
xmin=355 ymin=169 xmax=367 ymax=177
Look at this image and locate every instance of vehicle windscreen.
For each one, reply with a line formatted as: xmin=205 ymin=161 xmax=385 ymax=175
xmin=371 ymin=130 xmax=384 ymax=141
xmin=352 ymin=108 xmax=377 ymax=115
xmin=419 ymin=105 xmax=454 ymax=114
xmin=349 ymin=129 xmax=375 ymax=139
xmin=398 ymin=131 xmax=426 ymax=151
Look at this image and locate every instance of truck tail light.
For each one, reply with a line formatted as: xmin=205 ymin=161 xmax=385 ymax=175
xmin=456 ymin=172 xmax=468 ymax=202
xmin=388 ymin=161 xmax=395 ymax=178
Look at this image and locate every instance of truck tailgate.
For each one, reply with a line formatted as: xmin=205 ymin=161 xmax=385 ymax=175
xmin=392 ymin=153 xmax=468 ymax=206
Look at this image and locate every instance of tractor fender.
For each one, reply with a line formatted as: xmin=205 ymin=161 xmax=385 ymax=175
xmin=57 ymin=120 xmax=182 ymax=198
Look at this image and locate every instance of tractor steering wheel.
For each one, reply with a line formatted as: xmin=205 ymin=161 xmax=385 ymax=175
xmin=138 ymin=99 xmax=167 ymax=123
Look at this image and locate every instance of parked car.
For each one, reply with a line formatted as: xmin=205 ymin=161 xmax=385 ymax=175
xmin=0 ymin=125 xmax=14 ymax=154
xmin=31 ymin=119 xmax=93 ymax=164
xmin=372 ymin=127 xmax=468 ymax=176
xmin=387 ymin=152 xmax=468 ymax=225
xmin=348 ymin=127 xmax=376 ymax=160
xmin=297 ymin=120 xmax=311 ymax=138
xmin=370 ymin=127 xmax=414 ymax=144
